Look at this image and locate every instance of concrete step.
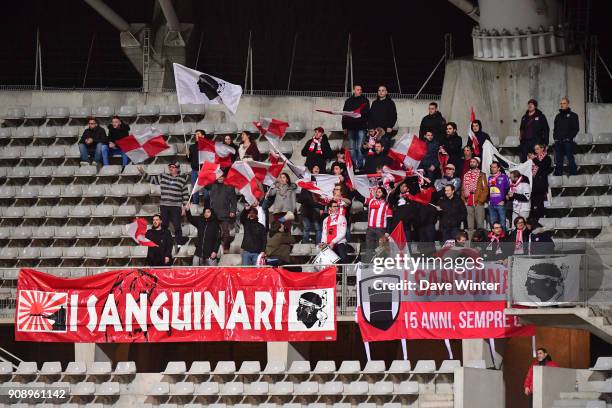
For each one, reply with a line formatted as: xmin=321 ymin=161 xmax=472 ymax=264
xmin=419 ymin=402 xmax=454 ymax=408
xmin=559 ymin=391 xmax=603 ymax=399
xmin=420 ymin=393 xmax=454 ymax=401
xmin=553 ymin=399 xmax=599 ymax=407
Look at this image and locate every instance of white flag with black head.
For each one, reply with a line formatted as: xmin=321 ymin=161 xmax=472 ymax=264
xmin=173 ymin=63 xmax=243 ymax=115
xmin=511 ymin=255 xmax=582 ymax=306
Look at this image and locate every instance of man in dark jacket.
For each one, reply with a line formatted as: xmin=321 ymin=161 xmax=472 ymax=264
xmin=145 ymin=214 xmax=174 ymax=266
xmin=519 ymin=99 xmax=550 ymax=162
xmin=419 ymin=102 xmax=447 ymax=142
xmin=437 ymin=185 xmax=467 ymax=241
xmin=185 ymin=203 xmax=221 ymax=266
xmin=419 ymin=131 xmax=440 ymax=181
xmin=297 ymin=178 xmax=324 ymax=243
xmin=208 ymin=174 xmax=238 ymax=251
xmin=79 ymin=117 xmax=108 ymax=165
xmin=186 ymin=129 xmax=211 ymax=205
xmin=441 ymin=122 xmax=463 ymax=171
xmin=105 ymin=116 xmax=130 ymax=167
xmin=301 ymin=127 xmax=333 ymax=171
xmin=240 ymin=206 xmax=268 ymax=265
xmin=362 ymin=141 xmax=392 ymax=174
xmin=553 ymin=97 xmax=579 ymax=176
xmin=342 ymin=85 xmax=370 ymax=168
xmin=368 ymin=86 xmax=397 ymax=132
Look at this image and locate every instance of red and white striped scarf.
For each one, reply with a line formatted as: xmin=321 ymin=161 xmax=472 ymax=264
xmin=463 ymin=169 xmax=480 ymax=205
xmin=308 ymin=137 xmax=323 ymax=155
xmin=515 ymin=228 xmax=524 ymax=253
xmin=510 ymin=175 xmax=523 ymax=192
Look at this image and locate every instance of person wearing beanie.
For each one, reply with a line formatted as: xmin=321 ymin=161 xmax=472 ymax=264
xmin=519 ymin=99 xmax=550 ymax=162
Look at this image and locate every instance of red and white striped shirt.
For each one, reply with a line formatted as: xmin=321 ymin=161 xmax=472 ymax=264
xmin=366 ymin=198 xmax=391 ymax=229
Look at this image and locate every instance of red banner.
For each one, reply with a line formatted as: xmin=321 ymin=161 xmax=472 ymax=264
xmin=15 ymin=267 xmax=337 ymax=343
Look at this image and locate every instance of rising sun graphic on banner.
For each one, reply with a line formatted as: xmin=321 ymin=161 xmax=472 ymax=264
xmin=17 ymin=290 xmax=68 ymax=333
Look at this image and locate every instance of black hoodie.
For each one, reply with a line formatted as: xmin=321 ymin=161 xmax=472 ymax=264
xmin=419 ymin=111 xmax=447 ymax=142
xmin=368 ymin=97 xmax=397 ymax=130
xmin=107 ymin=123 xmax=130 ymax=144
xmin=520 ymin=109 xmax=549 ymax=146
xmin=145 ymin=227 xmax=174 ymax=266
xmin=466 ymin=120 xmax=491 ymax=155
xmin=186 ymin=211 xmax=221 ymax=259
xmin=342 ymin=94 xmax=370 ymax=130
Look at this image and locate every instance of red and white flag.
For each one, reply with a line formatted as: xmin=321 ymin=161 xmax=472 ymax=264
xmin=247 ymin=160 xmax=285 ymax=187
xmin=192 ymin=162 xmax=223 ymax=196
xmin=225 ymin=161 xmax=264 ymax=205
xmin=296 ymin=174 xmax=340 ymax=198
xmin=265 ymin=135 xmax=309 ymax=179
xmin=198 ymin=138 xmax=235 ymax=168
xmin=388 ymin=133 xmax=428 ymax=170
xmin=438 ymin=147 xmax=449 ymax=175
xmin=381 ymin=166 xmax=409 ymax=184
xmin=316 ymin=103 xmax=366 ymax=118
xmin=254 ymin=118 xmax=289 ymax=139
xmin=344 ymin=148 xmax=372 ymax=199
xmin=115 ymin=127 xmax=169 ymax=164
xmin=388 ymin=220 xmax=408 ymax=256
xmin=126 ymin=218 xmax=158 ymax=247
xmin=468 ymin=107 xmax=480 ymax=156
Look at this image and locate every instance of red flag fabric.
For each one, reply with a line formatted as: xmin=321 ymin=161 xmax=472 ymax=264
xmin=315 ymin=103 xmax=366 ymax=118
xmin=197 ymin=138 xmax=235 ymax=168
xmin=125 ymin=218 xmax=157 ymax=247
xmin=388 ymin=133 xmax=427 ymax=170
xmin=247 ymin=160 xmax=285 ymax=187
xmin=115 ymin=127 xmax=169 ymax=164
xmin=254 ymin=118 xmax=289 ymax=139
xmin=225 ymin=161 xmax=264 ymax=205
xmin=388 ymin=221 xmax=407 ymax=255
xmin=16 ymin=267 xmax=337 ymax=342
xmin=438 ymin=148 xmax=449 ymax=175
xmin=193 ymin=162 xmax=223 ymax=195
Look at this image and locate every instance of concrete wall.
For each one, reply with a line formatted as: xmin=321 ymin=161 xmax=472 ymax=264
xmin=533 ymin=366 xmax=577 ymax=408
xmin=586 ymin=103 xmax=612 ymax=135
xmin=454 ymin=367 xmax=504 ymax=408
xmin=441 ymin=54 xmax=585 ymax=144
xmin=0 ymin=90 xmax=431 ymax=134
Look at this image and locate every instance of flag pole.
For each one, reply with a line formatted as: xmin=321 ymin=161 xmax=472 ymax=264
xmin=178 ymin=103 xmax=189 ymax=153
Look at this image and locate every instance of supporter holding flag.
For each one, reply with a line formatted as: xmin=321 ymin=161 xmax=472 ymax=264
xmin=237 ymin=131 xmax=261 ymax=161
xmin=138 ymin=162 xmax=190 ymax=246
xmin=297 ymin=167 xmax=325 ymax=244
xmin=209 ymin=171 xmax=237 ymax=252
xmin=388 ymin=133 xmax=428 ymax=170
xmin=362 ymin=141 xmax=392 ymax=175
xmin=254 ymin=117 xmax=289 ymax=140
xmin=368 ymin=85 xmax=397 ymax=133
xmin=441 ymin=122 xmax=463 ymax=171
xmin=507 ymin=169 xmax=531 ymax=225
xmin=320 ymin=201 xmax=348 ymax=263
xmin=419 ymin=101 xmax=447 ymax=142
xmin=467 ymin=119 xmax=491 ymax=159
xmin=225 ymin=161 xmax=265 ymax=205
xmin=79 ymin=117 xmax=107 ymax=166
xmin=434 ymin=163 xmax=461 ymax=193
xmin=364 ymin=187 xmax=392 ymax=261
xmin=435 ymin=184 xmax=467 ymax=242
xmin=301 ymin=127 xmax=333 ymax=171
xmin=342 ymin=85 xmax=370 ymax=168
xmin=221 ymin=134 xmax=239 ymax=163
xmin=519 ymin=99 xmax=549 ymax=162
xmin=196 ymin=133 xmax=236 ymax=168
xmin=361 ymin=128 xmax=392 ymax=162
xmin=388 ymin=180 xmax=417 ymax=241
xmin=487 ymin=161 xmax=510 ymax=230
xmin=240 ymin=205 xmax=268 ymax=266
xmin=248 ymin=160 xmax=285 ymax=187
xmin=126 ymin=217 xmax=157 ymax=247
xmin=190 ymin=162 xmax=223 ymax=202
xmin=105 ymin=116 xmax=130 ymax=168
xmin=186 ymin=129 xmax=212 ymax=205
xmin=418 ymin=131 xmax=440 ymax=182
xmin=461 ymin=157 xmax=489 ymax=238
xmin=410 ymin=182 xmax=438 ymax=255
xmin=144 ymin=214 xmax=173 ymax=266
xmin=184 ymin=202 xmax=221 ymax=266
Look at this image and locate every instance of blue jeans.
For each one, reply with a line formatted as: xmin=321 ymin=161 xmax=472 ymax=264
xmin=347 ymin=129 xmax=366 ymax=168
xmin=554 ymin=141 xmax=577 ymax=175
xmin=302 ymin=218 xmax=322 ymax=244
xmin=242 ymin=251 xmax=260 ymax=266
xmin=79 ymin=142 xmax=105 ymax=164
xmin=190 ymin=170 xmax=210 ymax=205
xmin=101 ymin=145 xmax=129 ymax=166
xmin=488 ymin=204 xmax=506 ymax=230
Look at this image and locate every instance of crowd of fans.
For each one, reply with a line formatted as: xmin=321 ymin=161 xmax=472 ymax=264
xmin=76 ymin=86 xmax=579 ymax=267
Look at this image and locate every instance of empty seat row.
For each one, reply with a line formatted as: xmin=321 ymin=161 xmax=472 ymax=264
xmin=0 ymin=203 xmax=141 ymax=218
xmin=0 ymin=246 xmax=195 ymax=260
xmin=548 ymin=195 xmax=612 ymax=208
xmin=2 ymin=105 xmax=204 ymax=121
xmin=538 ymin=216 xmax=611 ymax=229
xmin=0 ymin=224 xmax=198 ymax=241
xmin=548 ymin=173 xmax=612 ymax=188
xmin=0 ymin=361 xmax=136 ymax=379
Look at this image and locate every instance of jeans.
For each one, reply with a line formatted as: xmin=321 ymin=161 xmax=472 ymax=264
xmin=160 ymin=205 xmax=187 ymax=245
xmin=190 ymin=170 xmax=210 ymax=205
xmin=79 ymin=142 xmax=105 ymax=164
xmin=488 ymin=204 xmax=507 ymax=230
xmin=242 ymin=250 xmax=260 ymax=266
xmin=554 ymin=141 xmax=577 ymax=175
xmin=302 ymin=217 xmax=322 ymax=244
xmin=347 ymin=129 xmax=366 ymax=168
xmin=101 ymin=145 xmax=129 ymax=166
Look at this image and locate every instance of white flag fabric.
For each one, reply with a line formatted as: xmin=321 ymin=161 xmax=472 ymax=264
xmin=173 ymin=63 xmax=242 ymax=115
xmin=511 ymin=255 xmax=581 ymax=306
xmin=482 ymin=140 xmax=533 ymax=187
xmin=296 ymin=174 xmax=340 ymax=198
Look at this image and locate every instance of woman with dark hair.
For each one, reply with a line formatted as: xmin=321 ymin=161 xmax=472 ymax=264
xmin=238 ymin=130 xmax=261 ymax=161
xmin=222 ymin=134 xmax=239 ymax=164
xmin=265 ymin=221 xmax=295 ymax=266
xmin=185 ymin=203 xmax=221 ymax=266
xmin=524 ymin=347 xmax=559 ymax=404
xmin=466 ymin=119 xmax=491 ymax=157
xmin=507 ymin=216 xmax=530 ymax=255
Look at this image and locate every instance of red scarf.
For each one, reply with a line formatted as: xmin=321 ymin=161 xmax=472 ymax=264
xmin=325 ymin=212 xmax=339 ymax=244
xmin=510 ymin=175 xmax=523 ymax=191
xmin=532 ymin=149 xmax=547 ymax=176
xmin=515 ymin=227 xmax=525 ymax=254
xmin=308 ymin=137 xmax=323 ymax=155
xmin=487 ymin=230 xmax=506 ymax=254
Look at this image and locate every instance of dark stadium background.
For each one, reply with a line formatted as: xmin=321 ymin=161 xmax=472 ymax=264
xmin=1 ymin=0 xmax=611 ymax=99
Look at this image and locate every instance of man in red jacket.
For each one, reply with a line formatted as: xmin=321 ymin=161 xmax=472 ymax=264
xmin=524 ymin=347 xmax=560 ymax=405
